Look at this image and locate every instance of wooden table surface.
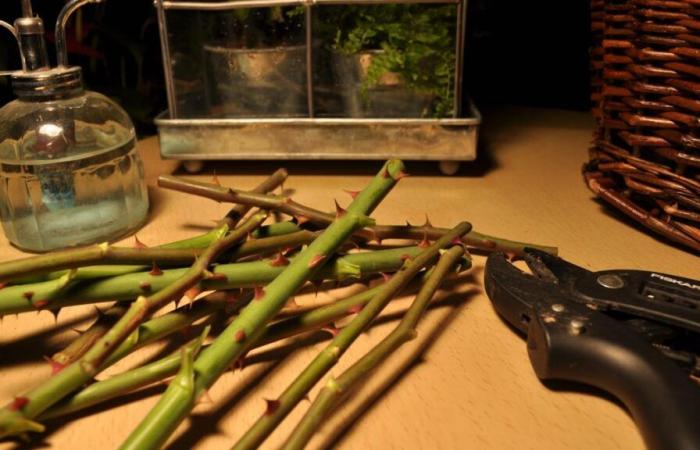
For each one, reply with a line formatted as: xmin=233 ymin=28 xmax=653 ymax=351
xmin=1 ymin=106 xmax=697 ymax=449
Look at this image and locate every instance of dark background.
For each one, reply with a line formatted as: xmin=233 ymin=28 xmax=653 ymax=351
xmin=0 ymin=0 xmax=591 ymax=134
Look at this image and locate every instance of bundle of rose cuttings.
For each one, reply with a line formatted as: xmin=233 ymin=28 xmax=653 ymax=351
xmin=0 ymin=160 xmax=555 ymax=449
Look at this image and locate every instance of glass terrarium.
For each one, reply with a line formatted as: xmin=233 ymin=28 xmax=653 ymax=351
xmin=154 ymin=0 xmax=480 ymax=174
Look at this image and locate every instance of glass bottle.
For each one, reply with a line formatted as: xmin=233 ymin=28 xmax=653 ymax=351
xmin=0 ymin=0 xmax=149 ymax=252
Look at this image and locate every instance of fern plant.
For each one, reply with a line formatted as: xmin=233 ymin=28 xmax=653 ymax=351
xmin=322 ymin=4 xmax=457 ymax=117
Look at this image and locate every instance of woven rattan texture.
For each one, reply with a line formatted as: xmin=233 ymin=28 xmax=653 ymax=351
xmin=586 ymin=0 xmax=700 ymax=253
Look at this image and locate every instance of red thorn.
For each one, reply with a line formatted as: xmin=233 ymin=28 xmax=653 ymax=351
xmin=322 ymin=324 xmax=341 ymax=337
xmin=418 ymin=232 xmax=431 ymax=249
xmin=269 ymin=253 xmax=290 ymax=267
xmin=0 ymin=282 xmax=7 ymax=290
xmin=343 ymin=189 xmax=360 ymax=200
xmin=43 ymin=356 xmax=65 ymax=375
xmin=231 ymin=353 xmax=248 ymax=371
xmin=50 ymin=308 xmax=61 ymax=323
xmin=393 ymin=170 xmax=409 ymax=181
xmin=294 ymin=215 xmax=310 ymax=226
xmin=311 ymin=279 xmax=324 ymax=297
xmin=254 ymin=285 xmax=266 ymax=300
xmin=380 ymin=272 xmax=392 ymax=283
xmin=405 ymin=220 xmax=413 ymax=227
xmin=348 ymin=304 xmax=364 ymax=314
xmin=134 ymin=235 xmax=148 ymax=249
xmin=212 ymin=173 xmax=221 ymax=186
xmin=308 ymin=254 xmax=327 ymax=269
xmin=235 ymin=329 xmax=247 ymax=343
xmin=33 ymin=300 xmax=49 ymax=310
xmin=10 ymin=397 xmax=29 ymax=411
xmin=264 ymin=398 xmax=281 ymax=416
xmin=381 ymin=167 xmax=391 ymax=178
xmin=139 ymin=281 xmax=152 ymax=292
xmin=422 ymin=214 xmax=433 ymax=229
xmin=149 ymin=262 xmax=163 ymax=276
xmin=23 ymin=291 xmax=34 ymax=301
xmin=400 ymin=254 xmax=413 ymax=262
xmin=185 ymin=286 xmax=202 ymax=302
xmin=334 ymin=200 xmax=347 ymax=219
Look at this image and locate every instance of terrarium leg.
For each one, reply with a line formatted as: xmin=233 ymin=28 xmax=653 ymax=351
xmin=183 ymin=160 xmax=204 ymax=173
xmin=438 ymin=161 xmax=460 ymax=175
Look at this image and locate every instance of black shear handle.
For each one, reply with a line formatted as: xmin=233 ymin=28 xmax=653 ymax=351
xmin=527 ymin=301 xmax=700 ymax=450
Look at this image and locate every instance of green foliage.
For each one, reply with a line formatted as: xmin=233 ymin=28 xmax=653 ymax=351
xmin=326 ymin=5 xmax=457 ymax=117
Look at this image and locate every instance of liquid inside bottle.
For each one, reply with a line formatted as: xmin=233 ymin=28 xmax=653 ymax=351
xmin=0 ymin=92 xmax=149 ymax=252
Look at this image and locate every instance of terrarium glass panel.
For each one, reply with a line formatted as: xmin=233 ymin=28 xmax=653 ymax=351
xmin=165 ymin=7 xmax=307 ymax=118
xmin=313 ymin=3 xmax=457 ymax=118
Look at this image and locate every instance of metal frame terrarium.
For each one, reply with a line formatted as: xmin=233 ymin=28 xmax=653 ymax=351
xmin=153 ymin=0 xmax=479 ymax=174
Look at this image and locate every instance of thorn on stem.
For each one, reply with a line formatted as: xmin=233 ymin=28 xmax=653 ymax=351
xmin=348 ymin=304 xmax=364 ymax=314
xmin=212 ymin=173 xmax=221 ymax=186
xmin=10 ymin=397 xmax=29 ymax=411
xmin=422 ymin=214 xmax=433 ymax=229
xmin=343 ymin=189 xmax=360 ymax=200
xmin=294 ymin=215 xmax=310 ymax=226
xmin=264 ymin=398 xmax=281 ymax=416
xmin=185 ymin=286 xmax=202 ymax=303
xmin=235 ymin=329 xmax=247 ymax=343
xmin=43 ymin=356 xmax=65 ymax=375
xmin=23 ymin=291 xmax=34 ymax=301
xmin=32 ymin=300 xmax=48 ymax=310
xmin=134 ymin=235 xmax=148 ymax=249
xmin=254 ymin=285 xmax=265 ymax=300
xmin=417 ymin=232 xmax=431 ymax=248
xmin=393 ymin=169 xmax=409 ymax=181
xmin=0 ymin=282 xmax=7 ymax=290
xmin=139 ymin=281 xmax=152 ymax=292
xmin=50 ymin=308 xmax=61 ymax=323
xmin=269 ymin=253 xmax=290 ymax=267
xmin=400 ymin=254 xmax=414 ymax=263
xmin=380 ymin=272 xmax=392 ymax=283
xmin=308 ymin=254 xmax=327 ymax=269
xmin=149 ymin=262 xmax=163 ymax=276
xmin=334 ymin=200 xmax=347 ymax=219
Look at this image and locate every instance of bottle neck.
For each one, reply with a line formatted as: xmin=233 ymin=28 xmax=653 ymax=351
xmin=11 ymin=66 xmax=84 ymax=101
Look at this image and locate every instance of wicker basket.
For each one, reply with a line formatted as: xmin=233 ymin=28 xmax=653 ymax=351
xmin=586 ymin=0 xmax=700 ymax=253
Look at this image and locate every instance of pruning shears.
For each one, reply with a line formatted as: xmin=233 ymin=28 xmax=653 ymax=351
xmin=484 ymin=248 xmax=700 ymax=450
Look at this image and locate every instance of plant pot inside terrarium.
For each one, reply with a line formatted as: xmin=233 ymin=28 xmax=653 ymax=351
xmin=202 ymin=7 xmax=308 ymax=118
xmin=205 ymin=44 xmax=307 ymax=118
xmin=331 ymin=51 xmax=436 ymax=118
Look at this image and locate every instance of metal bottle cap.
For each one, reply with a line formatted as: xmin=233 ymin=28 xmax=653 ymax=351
xmin=0 ymin=0 xmax=104 ymax=100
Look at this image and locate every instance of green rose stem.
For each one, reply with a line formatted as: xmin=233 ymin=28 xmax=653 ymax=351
xmin=283 ymin=245 xmax=467 ymax=449
xmin=232 ymin=222 xmax=471 ymax=450
xmin=40 ymin=285 xmax=387 ymax=420
xmin=0 ymin=212 xmax=267 ymax=439
xmin=0 ymin=245 xmax=422 ymax=316
xmin=158 ymin=175 xmax=557 ymax=256
xmin=48 ymin=229 xmax=318 ymax=365
xmin=0 ymin=246 xmax=205 ymax=284
xmin=120 ymin=159 xmax=406 ymax=450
